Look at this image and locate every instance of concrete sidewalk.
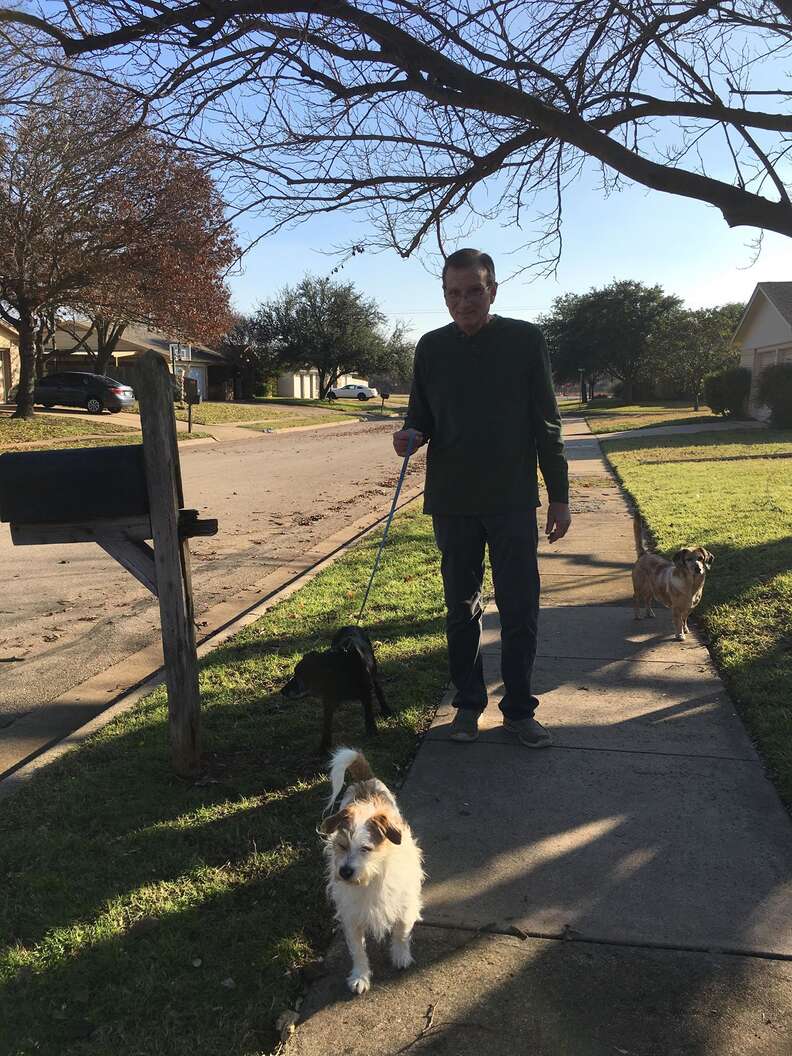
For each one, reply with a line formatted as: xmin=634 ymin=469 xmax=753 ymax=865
xmin=287 ymin=418 xmax=792 ymax=1055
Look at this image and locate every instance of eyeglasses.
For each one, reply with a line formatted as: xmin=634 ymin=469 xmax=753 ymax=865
xmin=443 ymin=284 xmax=492 ymax=303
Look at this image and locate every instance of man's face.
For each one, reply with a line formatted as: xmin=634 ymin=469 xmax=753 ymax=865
xmin=443 ymin=265 xmax=497 ymax=336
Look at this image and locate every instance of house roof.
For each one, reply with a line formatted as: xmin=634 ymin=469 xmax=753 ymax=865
xmin=732 ymin=281 xmax=792 ymax=345
xmin=53 ymin=318 xmax=226 ymax=363
xmin=758 ymin=282 xmax=792 ymax=327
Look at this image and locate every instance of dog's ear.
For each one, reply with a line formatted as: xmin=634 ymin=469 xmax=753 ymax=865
xmin=368 ymin=812 xmax=402 ymax=845
xmin=672 ymin=549 xmax=689 ymax=567
xmin=320 ymin=807 xmax=351 ymax=835
xmin=702 ymin=549 xmax=714 ymax=569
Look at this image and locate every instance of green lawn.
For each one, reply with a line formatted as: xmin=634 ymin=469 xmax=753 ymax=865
xmin=559 ymin=399 xmax=722 ymax=434
xmin=173 ymin=402 xmax=297 ymax=425
xmin=561 ymin=399 xmax=703 ymax=416
xmin=588 ymin=411 xmax=721 ymax=434
xmin=125 ymin=398 xmax=403 ymax=427
xmin=242 ymin=412 xmax=359 ymax=432
xmin=0 ymin=416 xmax=209 ymax=454
xmin=255 ymin=396 xmax=405 ymax=419
xmin=0 ymin=505 xmax=448 ymax=1056
xmin=602 ymin=429 xmax=792 ymax=804
xmin=0 ymin=413 xmax=135 ymax=448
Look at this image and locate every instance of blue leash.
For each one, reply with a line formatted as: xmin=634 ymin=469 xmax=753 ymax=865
xmin=356 ymin=434 xmax=415 ymax=623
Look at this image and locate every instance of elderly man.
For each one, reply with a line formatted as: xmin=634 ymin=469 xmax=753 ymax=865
xmin=393 ymin=248 xmax=571 ymax=746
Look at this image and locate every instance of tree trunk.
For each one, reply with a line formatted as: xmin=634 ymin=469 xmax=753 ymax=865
xmin=693 ymin=390 xmax=700 ymax=411
xmin=95 ymin=318 xmax=127 ymax=375
xmin=12 ymin=310 xmax=36 ymax=419
xmin=34 ymin=325 xmax=45 ymax=381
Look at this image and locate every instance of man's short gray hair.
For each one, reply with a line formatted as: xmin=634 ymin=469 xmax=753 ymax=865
xmin=442 ymin=248 xmax=496 ymax=288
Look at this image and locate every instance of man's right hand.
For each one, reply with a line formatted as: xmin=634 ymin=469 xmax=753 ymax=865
xmin=393 ymin=428 xmax=425 ymax=457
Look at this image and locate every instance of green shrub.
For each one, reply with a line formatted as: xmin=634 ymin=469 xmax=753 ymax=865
xmin=757 ymin=362 xmax=792 ymax=428
xmin=721 ymin=366 xmax=751 ymax=416
xmin=704 ymin=366 xmax=750 ymax=417
xmin=703 ymin=371 xmax=726 ymax=415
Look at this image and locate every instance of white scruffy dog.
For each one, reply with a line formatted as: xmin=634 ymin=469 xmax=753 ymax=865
xmin=320 ymin=746 xmax=424 ymax=994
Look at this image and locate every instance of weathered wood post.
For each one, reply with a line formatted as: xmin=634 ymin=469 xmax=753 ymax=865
xmin=136 ymin=350 xmax=201 ymax=776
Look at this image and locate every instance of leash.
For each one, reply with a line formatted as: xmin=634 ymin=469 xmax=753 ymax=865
xmin=356 ymin=433 xmax=415 ymax=624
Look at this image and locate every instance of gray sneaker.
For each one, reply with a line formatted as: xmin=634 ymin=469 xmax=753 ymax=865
xmin=503 ymin=716 xmax=552 ymax=748
xmin=450 ymin=708 xmax=479 ymax=742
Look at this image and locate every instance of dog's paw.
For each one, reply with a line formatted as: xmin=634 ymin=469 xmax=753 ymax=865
xmin=675 ymin=632 xmax=686 ymax=641
xmin=347 ymin=971 xmax=371 ymax=994
xmin=390 ymin=941 xmax=414 ymax=970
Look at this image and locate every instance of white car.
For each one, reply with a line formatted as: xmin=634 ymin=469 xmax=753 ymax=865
xmin=328 ymin=383 xmax=378 ymax=401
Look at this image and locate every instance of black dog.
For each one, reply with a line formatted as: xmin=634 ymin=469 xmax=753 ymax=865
xmin=281 ymin=626 xmax=392 ymax=752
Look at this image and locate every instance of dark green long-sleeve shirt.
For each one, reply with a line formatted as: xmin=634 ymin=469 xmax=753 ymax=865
xmin=404 ymin=316 xmax=569 ymax=516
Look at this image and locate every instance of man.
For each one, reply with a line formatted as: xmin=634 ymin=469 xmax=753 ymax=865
xmin=393 ymin=248 xmax=571 ymax=746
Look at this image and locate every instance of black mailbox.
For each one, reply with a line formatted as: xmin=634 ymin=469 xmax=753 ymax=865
xmin=0 ymin=445 xmax=150 ymax=525
xmin=184 ymin=377 xmax=201 ymax=404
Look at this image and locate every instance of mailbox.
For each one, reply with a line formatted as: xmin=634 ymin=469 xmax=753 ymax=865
xmin=0 ymin=445 xmax=149 ymax=525
xmin=184 ymin=377 xmax=201 ymax=404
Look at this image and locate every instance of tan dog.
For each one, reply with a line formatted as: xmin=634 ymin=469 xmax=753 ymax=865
xmin=632 ymin=515 xmax=713 ymax=640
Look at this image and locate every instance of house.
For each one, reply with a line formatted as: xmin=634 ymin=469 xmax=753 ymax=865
xmin=733 ymin=282 xmax=792 ymax=419
xmin=50 ymin=319 xmax=235 ymax=401
xmin=0 ymin=320 xmax=20 ymax=404
xmin=277 ymin=369 xmax=371 ymax=399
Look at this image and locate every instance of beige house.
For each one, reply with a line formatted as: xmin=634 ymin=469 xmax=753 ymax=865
xmin=277 ymin=369 xmax=370 ymax=399
xmin=733 ymin=282 xmax=792 ymax=419
xmin=0 ymin=320 xmax=20 ymax=404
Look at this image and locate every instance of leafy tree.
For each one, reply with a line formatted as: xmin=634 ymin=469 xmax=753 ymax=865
xmin=540 ymin=292 xmax=609 ymax=403
xmin=218 ymin=313 xmax=282 ymax=399
xmin=254 ymin=276 xmax=387 ymax=398
xmin=542 ymin=281 xmax=680 ymax=402
xmin=7 ymin=2 xmax=792 ymax=263
xmin=648 ymin=304 xmax=744 ymax=409
xmin=0 ymin=76 xmax=237 ymax=417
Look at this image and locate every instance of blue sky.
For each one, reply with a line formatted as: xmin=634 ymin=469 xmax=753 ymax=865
xmin=229 ymin=166 xmax=790 ymax=342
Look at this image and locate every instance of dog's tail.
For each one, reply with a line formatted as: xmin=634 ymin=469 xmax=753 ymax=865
xmin=326 ymin=746 xmax=373 ymax=813
xmin=633 ymin=512 xmax=646 ymax=557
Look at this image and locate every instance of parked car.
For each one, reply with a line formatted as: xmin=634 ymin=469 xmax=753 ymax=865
xmin=34 ymin=372 xmax=136 ymax=414
xmin=328 ymin=383 xmax=378 ymax=401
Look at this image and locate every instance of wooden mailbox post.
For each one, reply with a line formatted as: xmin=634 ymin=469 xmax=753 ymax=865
xmin=0 ymin=350 xmax=216 ymax=776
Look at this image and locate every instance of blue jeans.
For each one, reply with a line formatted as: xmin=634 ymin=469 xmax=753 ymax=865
xmin=432 ymin=512 xmax=540 ymax=721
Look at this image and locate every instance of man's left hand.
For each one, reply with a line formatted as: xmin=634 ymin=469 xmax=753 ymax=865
xmin=545 ymin=502 xmax=572 ymax=543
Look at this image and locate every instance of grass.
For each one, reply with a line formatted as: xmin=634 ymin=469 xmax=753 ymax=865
xmin=123 ymin=397 xmax=403 ymax=429
xmin=173 ymin=402 xmax=297 ymax=425
xmin=0 ymin=413 xmax=135 ymax=447
xmin=602 ymin=428 xmax=792 ymax=805
xmin=0 ymin=504 xmax=448 ymax=1056
xmin=558 ymin=399 xmax=721 ymax=434
xmin=588 ymin=412 xmax=720 ymax=434
xmin=254 ymin=396 xmax=406 ymax=419
xmin=0 ymin=431 xmax=210 ymax=454
xmin=561 ymin=399 xmax=705 ymax=416
xmin=242 ymin=413 xmax=359 ymax=432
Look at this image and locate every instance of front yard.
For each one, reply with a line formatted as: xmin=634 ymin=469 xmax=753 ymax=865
xmin=603 ymin=429 xmax=792 ymax=805
xmin=0 ymin=412 xmax=208 ymax=452
xmin=560 ymin=399 xmax=721 ymax=434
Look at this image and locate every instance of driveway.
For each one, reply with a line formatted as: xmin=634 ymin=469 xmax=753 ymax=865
xmin=0 ymin=419 xmax=424 ymax=728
